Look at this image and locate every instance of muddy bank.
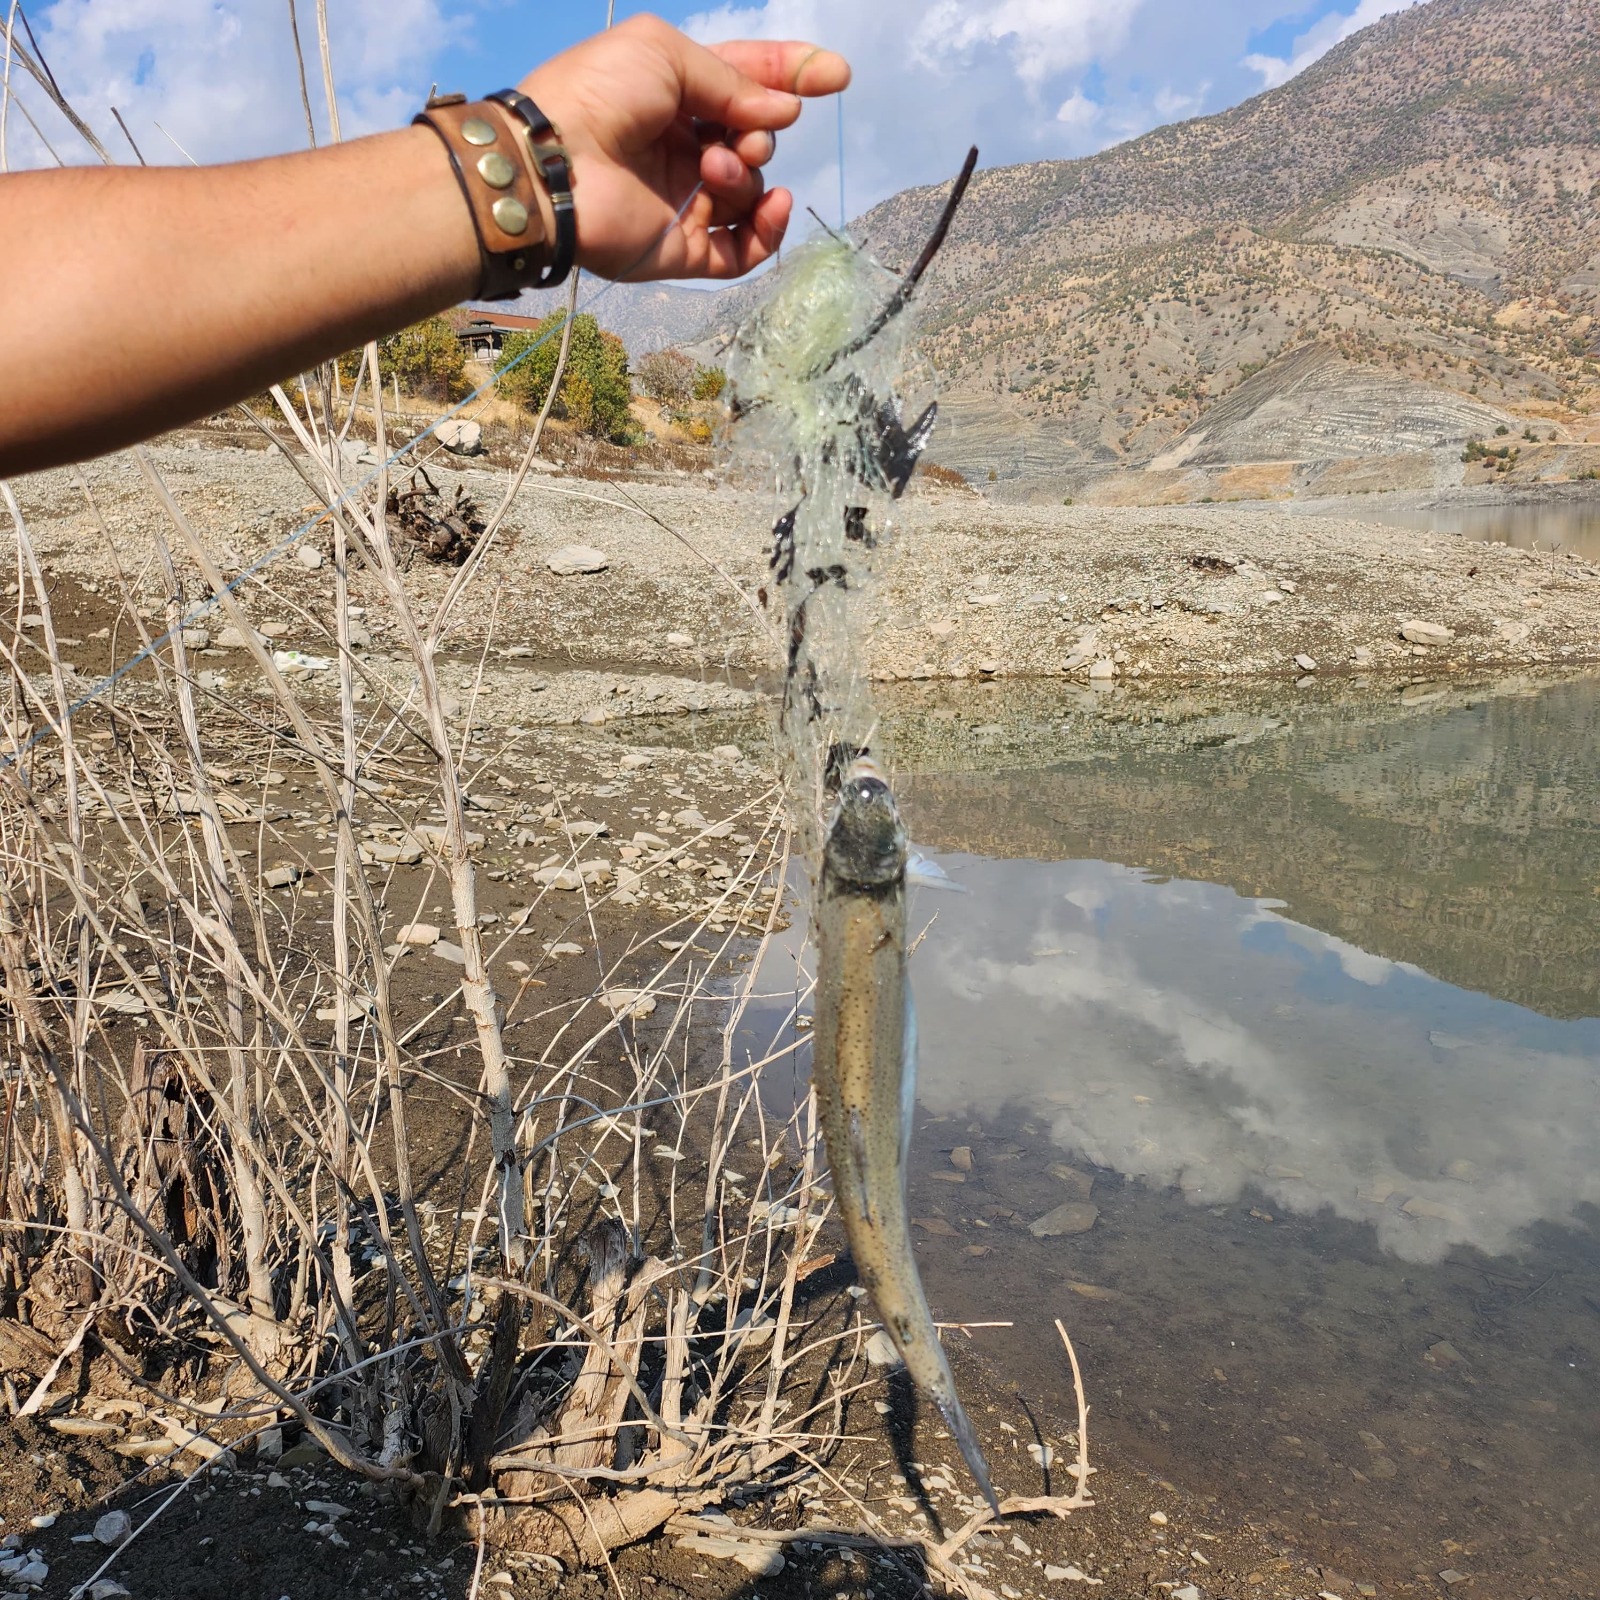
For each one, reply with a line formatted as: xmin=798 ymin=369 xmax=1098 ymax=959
xmin=11 ymin=440 xmax=1600 ymax=697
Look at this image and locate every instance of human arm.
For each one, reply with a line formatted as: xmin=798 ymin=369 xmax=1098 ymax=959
xmin=0 ymin=15 xmax=849 ymax=476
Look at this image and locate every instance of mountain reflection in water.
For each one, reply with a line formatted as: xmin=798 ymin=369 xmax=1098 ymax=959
xmin=910 ymin=855 xmax=1600 ymax=1264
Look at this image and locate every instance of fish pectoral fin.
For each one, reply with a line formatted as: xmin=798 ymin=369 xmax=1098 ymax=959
xmin=846 ymin=1107 xmax=878 ymax=1220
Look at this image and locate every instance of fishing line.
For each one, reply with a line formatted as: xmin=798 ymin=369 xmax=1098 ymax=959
xmin=3 ymin=179 xmax=708 ymax=767
xmin=836 ymin=89 xmax=846 ymax=229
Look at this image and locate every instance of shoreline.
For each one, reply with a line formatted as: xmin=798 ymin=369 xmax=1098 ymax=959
xmin=11 ymin=442 xmax=1600 ymax=702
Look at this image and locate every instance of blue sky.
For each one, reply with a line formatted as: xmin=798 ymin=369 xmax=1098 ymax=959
xmin=9 ymin=0 xmax=1419 ymax=238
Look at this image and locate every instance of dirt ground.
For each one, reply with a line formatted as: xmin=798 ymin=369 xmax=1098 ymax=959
xmin=4 ymin=435 xmax=1578 ymax=1599
xmin=10 ymin=430 xmax=1600 ymax=703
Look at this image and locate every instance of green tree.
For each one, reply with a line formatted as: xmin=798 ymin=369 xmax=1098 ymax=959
xmin=375 ymin=316 xmax=467 ymax=401
xmin=499 ymin=313 xmax=633 ymax=439
xmin=692 ymin=364 xmax=727 ymax=402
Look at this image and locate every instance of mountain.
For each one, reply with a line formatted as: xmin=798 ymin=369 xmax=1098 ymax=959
xmin=690 ymin=0 xmax=1600 ymax=499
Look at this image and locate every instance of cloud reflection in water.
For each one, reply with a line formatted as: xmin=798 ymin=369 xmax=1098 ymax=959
xmin=912 ymin=857 xmax=1600 ymax=1263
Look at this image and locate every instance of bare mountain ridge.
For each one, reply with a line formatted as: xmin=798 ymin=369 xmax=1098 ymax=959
xmin=688 ymin=0 xmax=1600 ymax=497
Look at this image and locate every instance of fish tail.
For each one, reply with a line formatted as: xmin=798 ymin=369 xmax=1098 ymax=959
xmin=929 ymin=1353 xmax=1001 ymax=1514
xmin=896 ymin=1314 xmax=1000 ymax=1513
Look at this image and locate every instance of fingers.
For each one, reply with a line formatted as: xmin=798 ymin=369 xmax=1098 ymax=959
xmin=699 ymin=140 xmax=766 ymax=218
xmin=710 ymin=40 xmax=852 ymax=97
xmin=702 ymin=188 xmax=793 ymax=278
xmin=625 ymin=16 xmax=820 ymax=130
xmin=694 ymin=121 xmax=777 ymax=168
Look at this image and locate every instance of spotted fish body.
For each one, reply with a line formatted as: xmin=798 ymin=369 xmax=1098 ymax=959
xmin=811 ymin=758 xmax=999 ymax=1512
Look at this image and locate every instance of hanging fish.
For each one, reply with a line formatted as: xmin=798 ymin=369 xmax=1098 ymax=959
xmin=811 ymin=757 xmax=998 ymax=1511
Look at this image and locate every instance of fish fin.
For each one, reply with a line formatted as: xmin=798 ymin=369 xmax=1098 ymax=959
xmin=900 ymin=980 xmax=917 ymax=1181
xmin=846 ymin=1107 xmax=875 ymax=1220
xmin=906 ymin=851 xmax=967 ymax=893
xmin=938 ymin=1377 xmax=1001 ymax=1515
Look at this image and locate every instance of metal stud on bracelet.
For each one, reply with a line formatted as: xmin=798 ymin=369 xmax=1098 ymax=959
xmin=414 ymin=92 xmax=553 ymax=298
xmin=486 ymin=88 xmax=576 ymax=290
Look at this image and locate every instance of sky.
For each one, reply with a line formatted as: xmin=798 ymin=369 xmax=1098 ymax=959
xmin=3 ymin=0 xmax=1422 ymax=239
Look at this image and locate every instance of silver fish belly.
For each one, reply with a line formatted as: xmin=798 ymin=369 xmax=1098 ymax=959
xmin=811 ymin=758 xmax=998 ymax=1511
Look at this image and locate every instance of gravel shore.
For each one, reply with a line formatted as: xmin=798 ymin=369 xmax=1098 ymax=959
xmin=13 ymin=438 xmax=1600 ymax=700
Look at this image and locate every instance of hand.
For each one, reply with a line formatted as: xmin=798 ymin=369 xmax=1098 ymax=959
xmin=518 ymin=15 xmax=849 ymax=281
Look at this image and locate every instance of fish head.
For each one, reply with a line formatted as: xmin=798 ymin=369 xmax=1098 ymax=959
xmin=824 ymin=757 xmax=906 ymax=888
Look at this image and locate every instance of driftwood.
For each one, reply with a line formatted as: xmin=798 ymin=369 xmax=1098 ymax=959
xmin=385 ymin=468 xmax=484 ymax=565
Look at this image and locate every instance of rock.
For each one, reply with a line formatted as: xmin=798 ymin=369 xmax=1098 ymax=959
xmin=346 ymin=622 xmax=373 ymax=651
xmin=1399 ymin=619 xmax=1454 ymax=646
xmin=258 ymin=621 xmax=291 ymax=639
xmin=1062 ymin=647 xmax=1095 ymax=671
xmin=1351 ymin=645 xmax=1373 ymax=663
xmin=262 ymin=865 xmax=302 ymax=889
xmin=865 ymin=1329 xmax=903 ymax=1368
xmin=544 ymin=941 xmax=584 ymax=956
xmin=89 ymin=1581 xmax=132 ymax=1599
xmin=1148 ymin=1511 xmax=1168 ymax=1525
xmin=14 ymin=1559 xmax=49 ymax=1585
xmin=1277 ymin=578 xmax=1298 ymax=593
xmin=398 ymin=922 xmax=440 ymax=946
xmin=362 ymin=839 xmax=424 ymax=866
xmin=977 ymin=659 xmax=1001 ymax=676
xmin=711 ymin=744 xmax=742 ymax=761
xmin=1087 ymin=658 xmax=1116 ymax=680
xmin=1439 ymin=1571 xmax=1469 ymax=1587
xmin=1368 ymin=1455 xmax=1398 ymax=1479
xmin=296 ymin=543 xmax=324 ymax=570
xmin=1028 ymin=1201 xmax=1099 ymax=1238
xmin=215 ymin=625 xmax=259 ymax=650
xmin=578 ymin=707 xmax=609 ymax=725
xmin=927 ymin=619 xmax=957 ymax=638
xmin=665 ymin=631 xmax=694 ymax=647
xmin=1425 ymin=1339 xmax=1468 ymax=1367
xmin=565 ymin=819 xmax=608 ymax=839
xmin=546 ymin=544 xmax=610 ymax=576
xmin=674 ymin=1534 xmax=784 ymax=1577
xmin=602 ymin=988 xmax=656 ymax=1019
xmin=1047 ymin=1162 xmax=1095 ymax=1200
xmin=949 ymin=1145 xmax=974 ymax=1172
xmin=93 ymin=1511 xmax=131 ymax=1548
xmin=534 ymin=867 xmax=583 ymax=891
xmin=1294 ymin=653 xmax=1318 ymax=672
xmin=180 ymin=626 xmax=211 ymax=650
xmin=432 ymin=941 xmax=466 ymax=964
xmin=436 ymin=418 xmax=483 ymax=456
xmin=1172 ymin=1588 xmax=1200 ymax=1600
xmin=619 ymin=752 xmax=653 ymax=770
xmin=1044 ymin=1565 xmax=1102 ymax=1584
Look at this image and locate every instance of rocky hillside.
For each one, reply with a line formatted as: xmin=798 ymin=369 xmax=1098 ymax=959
xmin=695 ymin=0 xmax=1600 ymax=498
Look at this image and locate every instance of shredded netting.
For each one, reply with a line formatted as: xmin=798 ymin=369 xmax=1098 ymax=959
xmin=727 ymin=233 xmax=935 ymax=859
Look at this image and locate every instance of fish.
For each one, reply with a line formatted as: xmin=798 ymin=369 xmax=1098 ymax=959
xmin=810 ymin=756 xmax=999 ymax=1512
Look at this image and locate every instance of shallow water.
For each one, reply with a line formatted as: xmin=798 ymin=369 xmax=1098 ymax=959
xmin=752 ymin=671 xmax=1600 ymax=1595
xmin=1322 ymin=497 xmax=1600 ymax=562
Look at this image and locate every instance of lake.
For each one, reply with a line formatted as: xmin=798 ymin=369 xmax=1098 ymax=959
xmin=751 ymin=671 xmax=1600 ymax=1596
xmin=1318 ymin=496 xmax=1600 ymax=563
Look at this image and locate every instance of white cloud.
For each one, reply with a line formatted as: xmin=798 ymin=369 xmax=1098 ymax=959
xmin=1242 ymin=0 xmax=1421 ymax=90
xmin=909 ymin=0 xmax=1142 ymax=87
xmin=683 ymin=0 xmax=1150 ymax=235
xmin=1054 ymin=89 xmax=1100 ymax=130
xmin=6 ymin=0 xmax=449 ymax=169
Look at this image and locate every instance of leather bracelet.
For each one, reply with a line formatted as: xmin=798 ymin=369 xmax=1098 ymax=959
xmin=487 ymin=89 xmax=576 ymax=290
xmin=413 ymin=93 xmax=554 ymax=300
